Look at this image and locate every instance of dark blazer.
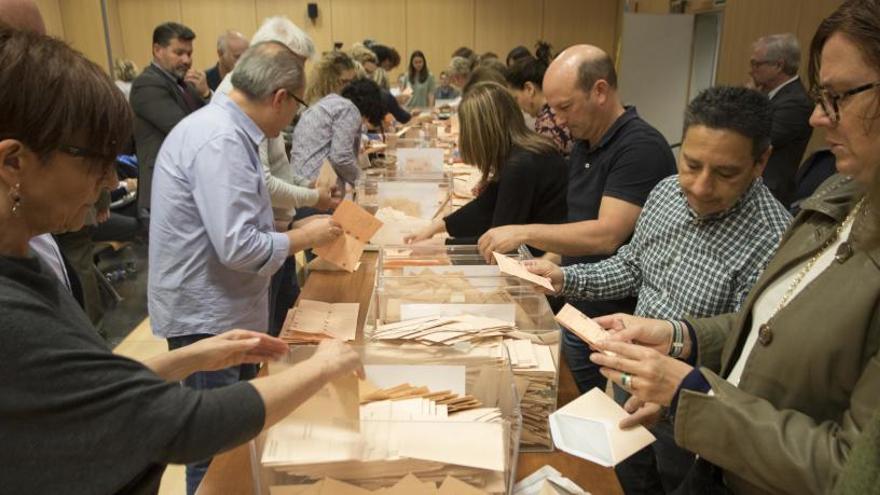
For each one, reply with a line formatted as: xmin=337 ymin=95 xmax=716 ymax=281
xmin=763 ymin=78 xmax=814 ymax=206
xmin=130 ymin=64 xmax=206 ymax=217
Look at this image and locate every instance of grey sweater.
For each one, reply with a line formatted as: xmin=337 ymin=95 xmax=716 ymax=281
xmin=0 ymin=254 xmax=265 ymax=494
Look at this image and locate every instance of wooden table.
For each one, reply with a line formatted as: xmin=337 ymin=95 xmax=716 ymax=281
xmin=199 ymin=252 xmax=622 ymax=495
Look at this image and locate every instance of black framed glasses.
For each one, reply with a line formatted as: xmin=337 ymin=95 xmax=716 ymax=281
xmin=749 ymin=59 xmax=777 ymax=69
xmin=811 ymin=81 xmax=880 ymax=123
xmin=290 ymin=93 xmax=309 ymax=109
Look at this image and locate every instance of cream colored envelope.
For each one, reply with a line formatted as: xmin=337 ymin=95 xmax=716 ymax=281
xmin=553 ymin=304 xmax=609 ymax=347
xmin=549 ymin=388 xmax=655 ymax=467
xmin=313 ymin=199 xmax=383 ymax=272
xmin=492 ymin=252 xmax=555 ymax=292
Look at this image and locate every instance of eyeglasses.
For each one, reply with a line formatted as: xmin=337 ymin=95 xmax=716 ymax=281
xmin=749 ymin=59 xmax=777 ymax=69
xmin=811 ymin=81 xmax=880 ymax=123
xmin=57 ymin=144 xmax=116 ymax=162
xmin=290 ymin=93 xmax=309 ymax=109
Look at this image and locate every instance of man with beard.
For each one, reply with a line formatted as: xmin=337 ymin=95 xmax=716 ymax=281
xmin=131 ymin=22 xmax=210 ymax=222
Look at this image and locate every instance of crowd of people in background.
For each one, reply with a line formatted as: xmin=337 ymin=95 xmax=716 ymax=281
xmin=1 ymin=0 xmax=880 ymax=493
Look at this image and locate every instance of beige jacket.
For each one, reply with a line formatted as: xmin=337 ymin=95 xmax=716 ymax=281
xmin=678 ymin=175 xmax=880 ymax=494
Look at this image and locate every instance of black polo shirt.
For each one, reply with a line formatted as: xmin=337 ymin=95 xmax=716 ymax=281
xmin=562 ymin=106 xmax=675 ymax=317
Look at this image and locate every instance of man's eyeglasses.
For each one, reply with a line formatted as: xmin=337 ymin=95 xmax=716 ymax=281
xmin=290 ymin=93 xmax=309 ymax=109
xmin=811 ymin=81 xmax=880 ymax=123
xmin=749 ymin=59 xmax=777 ymax=69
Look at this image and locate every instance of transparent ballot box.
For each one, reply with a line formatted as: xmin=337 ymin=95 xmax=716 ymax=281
xmin=355 ymin=176 xmax=453 ymax=246
xmin=251 ymin=344 xmax=522 ymax=494
xmin=368 ymin=245 xmax=561 ymax=451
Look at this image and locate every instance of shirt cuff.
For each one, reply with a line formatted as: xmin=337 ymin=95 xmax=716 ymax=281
xmin=561 ymin=265 xmax=593 ymax=299
xmin=670 ymin=367 xmax=711 ymax=416
xmin=683 ymin=320 xmax=699 ymax=365
xmin=256 ymin=231 xmax=290 ymax=278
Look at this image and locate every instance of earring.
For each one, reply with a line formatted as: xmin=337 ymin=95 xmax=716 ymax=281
xmin=10 ymin=183 xmax=21 ymax=216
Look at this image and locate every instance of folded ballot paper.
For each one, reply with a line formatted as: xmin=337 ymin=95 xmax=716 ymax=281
xmin=313 ymin=200 xmax=383 ymax=272
xmin=549 ymin=388 xmax=655 ymax=467
xmin=493 ymin=252 xmax=555 ymax=292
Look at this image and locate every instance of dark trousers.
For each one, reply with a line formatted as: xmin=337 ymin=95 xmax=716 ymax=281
xmin=615 ymin=418 xmax=696 ymax=494
xmin=166 ymin=334 xmax=259 ymax=495
xmin=562 ymin=328 xmax=606 ymax=394
xmin=268 ymin=257 xmax=301 ymax=337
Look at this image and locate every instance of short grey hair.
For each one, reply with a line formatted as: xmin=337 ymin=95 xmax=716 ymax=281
xmin=755 ymin=33 xmax=801 ymax=76
xmin=252 ymin=16 xmax=315 ymax=60
xmin=216 ymin=30 xmax=245 ymax=53
xmin=448 ymin=56 xmax=471 ymax=77
xmin=231 ymin=41 xmax=304 ymax=100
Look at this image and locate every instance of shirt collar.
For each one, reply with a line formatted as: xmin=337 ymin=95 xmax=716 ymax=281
xmin=767 ymin=75 xmax=800 ymax=100
xmin=151 ymin=61 xmax=182 ymax=85
xmin=590 ymin=106 xmax=639 ymax=151
xmin=678 ymin=177 xmax=763 ymax=224
xmin=212 ymin=92 xmax=265 ymax=146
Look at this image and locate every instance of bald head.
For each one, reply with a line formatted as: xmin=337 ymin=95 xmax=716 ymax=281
xmin=546 ymin=44 xmax=617 ymax=94
xmin=0 ymin=0 xmax=46 ymax=34
xmin=217 ymin=30 xmax=250 ymax=74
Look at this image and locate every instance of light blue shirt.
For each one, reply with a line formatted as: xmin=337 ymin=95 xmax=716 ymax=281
xmin=148 ymin=92 xmax=290 ymax=338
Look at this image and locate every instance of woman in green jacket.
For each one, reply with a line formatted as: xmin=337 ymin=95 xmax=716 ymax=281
xmin=586 ymin=1 xmax=880 ymax=493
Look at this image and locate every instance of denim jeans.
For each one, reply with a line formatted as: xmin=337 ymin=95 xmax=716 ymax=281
xmin=561 ymin=328 xmax=606 ymax=394
xmin=268 ymin=257 xmax=300 ymax=337
xmin=166 ymin=334 xmax=259 ymax=495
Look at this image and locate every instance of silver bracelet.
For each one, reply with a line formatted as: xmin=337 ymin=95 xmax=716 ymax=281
xmin=669 ymin=320 xmax=685 ymax=358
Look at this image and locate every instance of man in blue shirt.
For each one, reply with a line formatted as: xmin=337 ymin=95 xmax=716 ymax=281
xmin=148 ymin=40 xmax=341 ymax=495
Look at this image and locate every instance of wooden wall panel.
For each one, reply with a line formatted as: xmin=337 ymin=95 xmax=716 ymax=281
xmin=105 ymin=0 xmax=125 ymax=72
xmin=474 ymin=0 xmax=543 ymax=59
xmin=180 ymin=0 xmax=258 ymax=71
xmin=715 ymin=0 xmax=802 ymax=86
xmin=331 ymin=0 xmax=406 ymax=79
xmin=542 ymin=0 xmax=620 ymax=56
xmin=406 ymin=0 xmax=474 ymax=78
xmin=255 ymin=0 xmax=333 ymax=56
xmin=59 ymin=0 xmax=110 ymax=71
xmin=34 ymin=0 xmax=65 ymax=37
xmin=116 ymin=0 xmax=182 ymax=72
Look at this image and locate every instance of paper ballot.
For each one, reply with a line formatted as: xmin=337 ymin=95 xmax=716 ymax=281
xmin=549 ymin=388 xmax=655 ymax=467
xmin=492 ymin=252 xmax=555 ymax=292
xmin=313 ymin=200 xmax=383 ymax=272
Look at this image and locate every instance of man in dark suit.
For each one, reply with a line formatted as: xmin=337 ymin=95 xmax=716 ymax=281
xmin=130 ymin=22 xmax=210 ymax=222
xmin=205 ymin=30 xmax=249 ymax=91
xmin=749 ymin=33 xmax=814 ymax=206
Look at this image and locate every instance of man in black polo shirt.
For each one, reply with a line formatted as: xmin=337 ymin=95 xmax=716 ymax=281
xmin=478 ymin=44 xmax=675 ymax=394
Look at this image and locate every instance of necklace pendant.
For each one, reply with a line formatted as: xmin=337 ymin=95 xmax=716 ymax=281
xmin=758 ymin=323 xmax=773 ymax=346
xmin=835 ymin=242 xmax=854 ymax=263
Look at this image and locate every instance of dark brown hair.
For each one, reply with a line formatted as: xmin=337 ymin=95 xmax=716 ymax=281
xmin=0 ymin=27 xmax=132 ymax=164
xmin=458 ymin=82 xmax=558 ymax=183
xmin=808 ymin=0 xmax=880 ymax=249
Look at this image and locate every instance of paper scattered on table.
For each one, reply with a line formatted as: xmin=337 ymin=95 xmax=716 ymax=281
xmin=279 ymin=299 xmax=359 ymax=343
xmin=493 ymin=252 xmax=555 ymax=292
xmin=549 ymin=388 xmax=655 ymax=467
xmin=553 ymin=304 xmax=614 ymax=356
xmin=314 ymin=200 xmax=383 ymax=272
xmin=513 ymin=465 xmax=589 ymax=495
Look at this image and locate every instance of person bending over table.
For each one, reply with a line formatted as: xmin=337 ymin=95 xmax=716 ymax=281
xmin=404 ymin=81 xmax=567 ymax=254
xmin=581 ymin=2 xmax=880 ymax=492
xmin=0 ymin=27 xmax=363 ymax=494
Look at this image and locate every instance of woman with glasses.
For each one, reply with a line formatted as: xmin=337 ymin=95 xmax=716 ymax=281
xmin=584 ymin=1 xmax=880 ymax=493
xmin=0 ymin=27 xmax=363 ymax=494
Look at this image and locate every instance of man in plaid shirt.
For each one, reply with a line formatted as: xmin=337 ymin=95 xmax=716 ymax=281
xmin=528 ymin=86 xmax=792 ymax=494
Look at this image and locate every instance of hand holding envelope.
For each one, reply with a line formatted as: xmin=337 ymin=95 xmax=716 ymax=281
xmin=492 ymin=252 xmax=556 ymax=292
xmin=314 ymin=200 xmax=383 ymax=272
